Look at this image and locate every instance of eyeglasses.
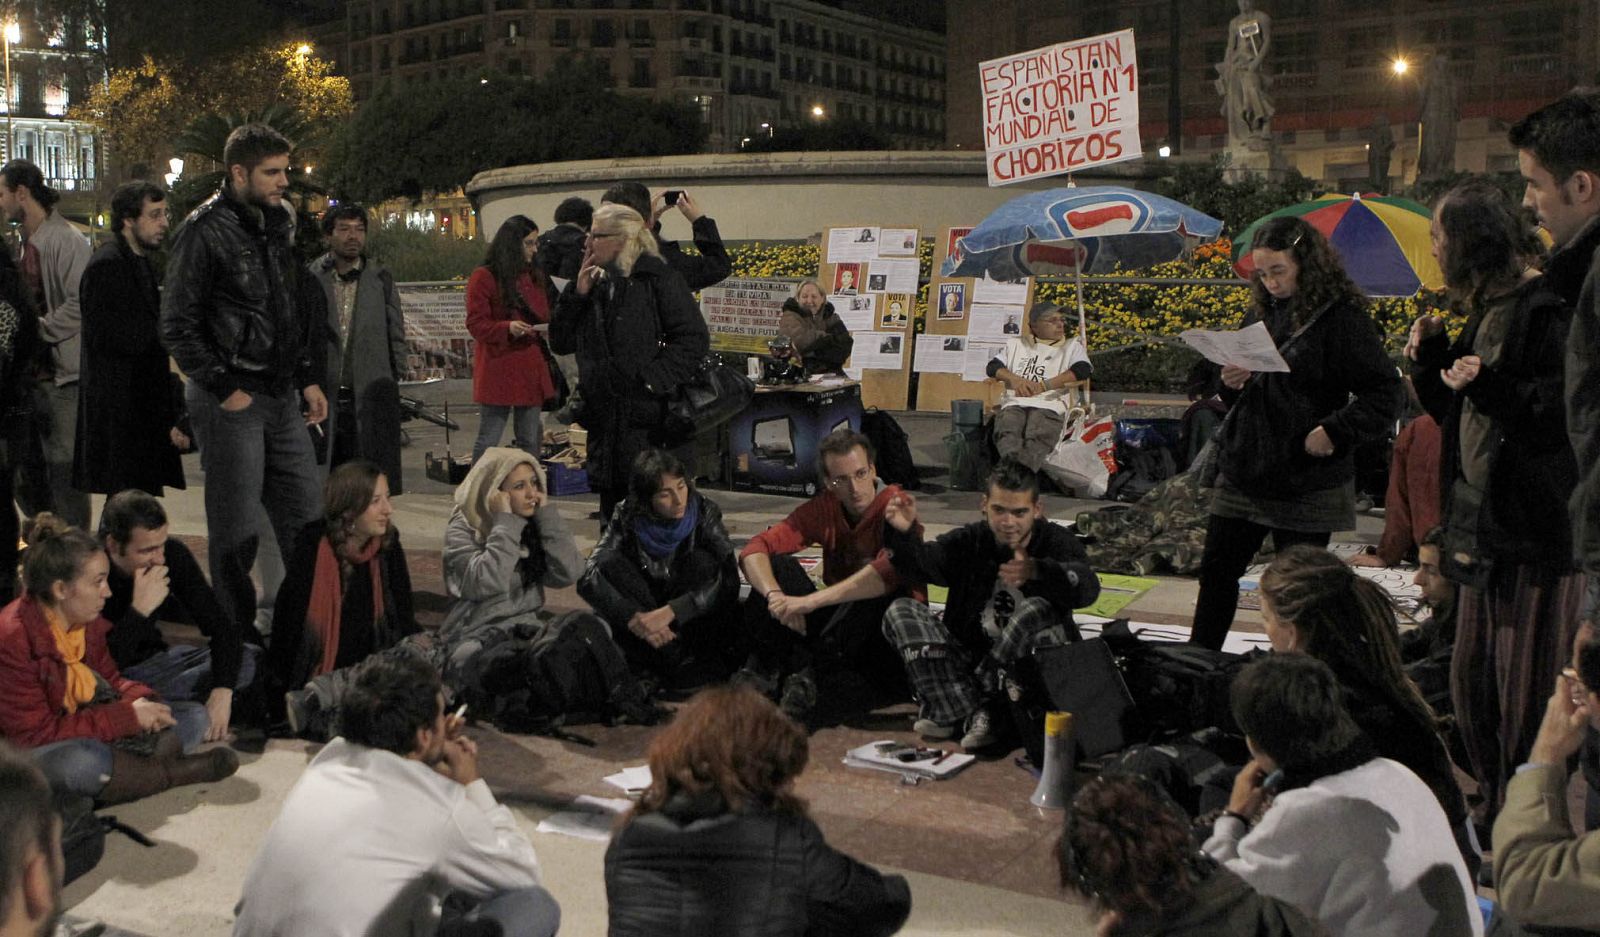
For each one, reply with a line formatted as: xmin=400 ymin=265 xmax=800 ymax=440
xmin=825 ymin=466 xmax=872 ymax=489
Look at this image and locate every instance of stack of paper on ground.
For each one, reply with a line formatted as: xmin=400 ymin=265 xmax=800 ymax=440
xmin=1239 ymin=541 xmax=1427 ymax=621
xmin=535 ymin=796 xmax=632 ymax=842
xmin=844 ymin=741 xmax=975 ymax=783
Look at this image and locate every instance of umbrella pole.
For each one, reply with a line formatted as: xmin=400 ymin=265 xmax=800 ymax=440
xmin=1074 ymin=267 xmax=1091 ymax=408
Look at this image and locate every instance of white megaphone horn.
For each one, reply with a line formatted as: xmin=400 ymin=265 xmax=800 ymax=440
xmin=1030 ymin=711 xmax=1076 ymax=810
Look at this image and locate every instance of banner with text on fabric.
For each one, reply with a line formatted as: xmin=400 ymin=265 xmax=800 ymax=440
xmin=701 ymin=277 xmax=802 ymax=355
xmin=980 ymin=29 xmax=1141 ymax=187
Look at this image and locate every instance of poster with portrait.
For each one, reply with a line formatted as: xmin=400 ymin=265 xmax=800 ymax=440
xmin=879 ymin=294 xmax=912 ymax=330
xmin=946 ymin=226 xmax=974 ymax=269
xmin=832 ymin=263 xmax=862 ymax=295
xmin=878 ymin=227 xmax=919 ymax=257
xmin=936 ymin=283 xmax=967 ymax=320
xmin=969 ymin=303 xmax=1027 ymax=340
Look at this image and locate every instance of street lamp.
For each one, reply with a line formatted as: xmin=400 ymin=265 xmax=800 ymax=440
xmin=3 ymin=21 xmax=17 ymax=162
xmin=810 ymin=104 xmax=825 ymax=119
xmin=1157 ymin=144 xmax=1172 ymax=158
xmin=164 ymin=157 xmax=183 ymax=188
xmin=295 ymin=43 xmax=312 ymax=57
xmin=1391 ymin=57 xmax=1409 ymax=76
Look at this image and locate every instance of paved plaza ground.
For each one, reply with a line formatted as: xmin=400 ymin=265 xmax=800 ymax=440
xmin=59 ymin=389 xmax=1384 ymax=936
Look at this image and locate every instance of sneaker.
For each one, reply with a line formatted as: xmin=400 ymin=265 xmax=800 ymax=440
xmin=730 ymin=662 xmax=779 ymax=699
xmin=960 ymin=706 xmax=999 ymax=751
xmin=912 ymin=717 xmax=957 ymax=740
xmin=779 ymin=669 xmax=818 ymax=725
xmin=284 ymin=687 xmax=322 ymax=738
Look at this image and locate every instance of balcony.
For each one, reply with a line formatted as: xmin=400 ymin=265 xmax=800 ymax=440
xmin=674 ymin=74 xmax=722 ymax=92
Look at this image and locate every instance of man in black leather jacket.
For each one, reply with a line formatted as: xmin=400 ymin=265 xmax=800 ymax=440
xmin=159 ymin=123 xmax=327 ymax=635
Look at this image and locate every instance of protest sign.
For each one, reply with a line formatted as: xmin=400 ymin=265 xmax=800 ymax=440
xmin=701 ymin=277 xmax=799 ymax=355
xmin=980 ymin=29 xmax=1141 ymax=186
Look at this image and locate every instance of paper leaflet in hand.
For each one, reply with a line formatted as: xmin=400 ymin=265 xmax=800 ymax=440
xmin=1179 ymin=321 xmax=1289 ymax=372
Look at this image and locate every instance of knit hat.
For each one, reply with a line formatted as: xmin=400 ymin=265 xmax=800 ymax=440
xmin=454 ymin=447 xmax=546 ymax=543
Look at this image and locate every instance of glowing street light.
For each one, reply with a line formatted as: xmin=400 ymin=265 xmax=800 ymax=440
xmin=1391 ymin=57 xmax=1409 ymax=76
xmin=295 ymin=43 xmax=312 ymax=56
xmin=810 ymin=104 xmax=825 ymax=119
xmin=1157 ymin=145 xmax=1172 ymax=158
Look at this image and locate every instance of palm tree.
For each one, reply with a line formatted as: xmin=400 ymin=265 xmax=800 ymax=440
xmin=168 ymin=102 xmax=325 ymax=222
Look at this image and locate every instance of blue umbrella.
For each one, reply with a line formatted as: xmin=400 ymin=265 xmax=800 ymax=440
xmin=942 ymin=185 xmax=1225 ymax=282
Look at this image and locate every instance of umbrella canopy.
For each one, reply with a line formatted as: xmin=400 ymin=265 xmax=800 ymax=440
xmin=941 ymin=186 xmax=1225 ymax=282
xmin=1232 ymin=193 xmax=1444 ymax=298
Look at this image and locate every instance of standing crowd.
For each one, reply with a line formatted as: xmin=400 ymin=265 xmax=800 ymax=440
xmin=5 ymin=85 xmax=1600 ymax=937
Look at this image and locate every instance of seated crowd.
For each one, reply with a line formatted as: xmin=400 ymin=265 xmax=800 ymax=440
xmin=13 ymin=94 xmax=1600 ymax=937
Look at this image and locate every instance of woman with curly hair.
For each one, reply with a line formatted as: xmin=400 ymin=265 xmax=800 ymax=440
xmin=1407 ymin=179 xmax=1582 ymax=815
xmin=1190 ymin=216 xmax=1402 ymax=650
xmin=605 ymin=684 xmax=911 ymax=936
xmin=1060 ymin=773 xmax=1321 ymax=936
xmin=1259 ymin=544 xmax=1474 ymax=871
xmin=550 ymin=203 xmax=709 ymax=522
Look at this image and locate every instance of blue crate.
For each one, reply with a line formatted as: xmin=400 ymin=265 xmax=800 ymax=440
xmin=542 ymin=459 xmax=590 ymax=496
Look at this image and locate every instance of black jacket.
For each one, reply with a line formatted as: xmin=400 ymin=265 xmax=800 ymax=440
xmin=160 ymin=188 xmax=317 ymax=400
xmin=1217 ymin=297 xmax=1401 ymax=497
xmin=657 ymin=215 xmax=732 ymax=291
xmin=549 ymin=253 xmax=709 ymax=489
xmin=605 ymin=794 xmax=911 ymax=937
xmin=264 ymin=524 xmax=417 ymax=695
xmin=74 ymin=237 xmax=185 ymax=495
xmin=1555 ymin=219 xmax=1600 ymax=575
xmin=1108 ymin=861 xmax=1323 ymax=937
xmin=884 ymin=518 xmax=1099 ymax=652
xmin=537 ymin=223 xmax=588 ymax=282
xmin=1412 ymin=275 xmax=1575 ymax=574
xmin=102 ymin=539 xmax=260 ymax=692
xmin=579 ymin=493 xmax=738 ymax=628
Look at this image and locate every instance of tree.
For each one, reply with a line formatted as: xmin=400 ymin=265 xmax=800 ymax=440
xmin=1152 ymin=156 xmax=1317 ymax=238
xmin=68 ymin=41 xmax=351 ymax=179
xmin=321 ymin=57 xmax=706 ymax=204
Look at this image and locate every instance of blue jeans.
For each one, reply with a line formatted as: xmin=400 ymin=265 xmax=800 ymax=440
xmin=29 ymin=702 xmax=210 ymax=797
xmin=121 ymin=643 xmax=261 ymax=701
xmin=440 ymin=886 xmax=560 ymax=937
xmin=186 ymin=383 xmax=322 ymax=632
xmin=472 ymin=405 xmax=541 ymax=462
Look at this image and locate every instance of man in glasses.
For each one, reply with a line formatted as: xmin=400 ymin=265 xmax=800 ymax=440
xmin=986 ymin=302 xmax=1092 ymax=474
xmin=737 ymin=429 xmax=921 ymax=728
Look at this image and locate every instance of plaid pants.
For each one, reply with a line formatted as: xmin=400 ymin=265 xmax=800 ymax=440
xmin=881 ymin=595 xmax=1067 ymax=726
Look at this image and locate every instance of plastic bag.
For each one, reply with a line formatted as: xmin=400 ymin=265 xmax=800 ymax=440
xmin=1043 ymin=412 xmax=1117 ymax=498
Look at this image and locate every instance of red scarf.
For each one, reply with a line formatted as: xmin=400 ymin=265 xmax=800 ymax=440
xmin=307 ymin=536 xmax=385 ymax=676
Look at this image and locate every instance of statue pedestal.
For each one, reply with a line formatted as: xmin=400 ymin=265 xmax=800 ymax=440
xmin=1222 ymin=140 xmax=1292 ymax=182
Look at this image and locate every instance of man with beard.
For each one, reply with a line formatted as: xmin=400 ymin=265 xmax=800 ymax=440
xmin=309 ymin=203 xmax=406 ymax=486
xmin=232 ymin=655 xmax=558 ymax=937
xmin=881 ymin=459 xmax=1100 ymax=751
xmin=0 ymin=742 xmax=62 ymax=937
xmin=0 ymin=159 xmax=91 ymax=528
xmin=73 ymin=181 xmax=186 ymax=499
xmin=160 ymin=123 xmax=327 ymax=634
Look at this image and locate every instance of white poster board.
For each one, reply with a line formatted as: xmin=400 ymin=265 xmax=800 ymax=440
xmin=980 ymin=29 xmax=1142 ymax=186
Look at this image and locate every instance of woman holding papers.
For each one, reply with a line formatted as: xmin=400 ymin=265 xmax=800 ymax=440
xmin=605 ymin=684 xmax=911 ymax=937
xmin=1190 ymin=216 xmax=1401 ymax=651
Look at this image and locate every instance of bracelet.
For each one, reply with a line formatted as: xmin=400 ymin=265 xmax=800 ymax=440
xmin=1222 ymin=810 xmax=1252 ymax=827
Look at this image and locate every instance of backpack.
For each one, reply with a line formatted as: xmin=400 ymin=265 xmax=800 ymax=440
xmin=467 ymin=611 xmax=663 ymax=734
xmin=1098 ymin=619 xmax=1252 ymax=741
xmin=1106 ymin=444 xmax=1177 ymax=503
xmin=57 ymin=793 xmax=156 ymax=886
xmin=860 ymin=409 xmax=920 ymax=490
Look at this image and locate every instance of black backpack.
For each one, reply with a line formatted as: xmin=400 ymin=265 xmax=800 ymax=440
xmin=1099 ymin=619 xmax=1253 ymax=742
xmin=1107 ymin=444 xmax=1177 ymax=503
xmin=860 ymin=409 xmax=920 ymax=490
xmin=467 ymin=611 xmax=663 ymax=734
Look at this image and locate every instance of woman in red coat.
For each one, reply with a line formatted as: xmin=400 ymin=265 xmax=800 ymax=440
xmin=468 ymin=214 xmax=558 ymax=461
xmin=0 ymin=515 xmax=237 ymax=802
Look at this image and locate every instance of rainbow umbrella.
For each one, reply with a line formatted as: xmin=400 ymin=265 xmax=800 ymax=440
xmin=1232 ymin=193 xmax=1444 ymax=298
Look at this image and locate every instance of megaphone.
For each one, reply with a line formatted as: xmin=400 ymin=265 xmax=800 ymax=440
xmin=1030 ymin=711 xmax=1076 ymax=810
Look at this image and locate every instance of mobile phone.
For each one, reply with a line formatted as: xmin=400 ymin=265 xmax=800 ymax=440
xmin=1261 ymin=769 xmax=1284 ymax=793
xmin=663 ymin=189 xmax=683 ymax=206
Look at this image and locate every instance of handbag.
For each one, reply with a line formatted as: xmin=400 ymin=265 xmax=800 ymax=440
xmin=538 ymin=335 xmax=570 ymax=414
xmin=662 ymin=355 xmax=754 ymax=442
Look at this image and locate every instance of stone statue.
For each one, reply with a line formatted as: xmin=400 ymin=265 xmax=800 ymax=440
xmin=1418 ymin=53 xmax=1460 ymax=179
xmin=1368 ymin=115 xmax=1394 ymax=192
xmin=1214 ymin=0 xmax=1275 ymax=146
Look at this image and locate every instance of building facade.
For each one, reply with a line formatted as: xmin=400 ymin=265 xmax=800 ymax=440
xmin=946 ymin=0 xmax=1600 ymax=190
xmin=1 ymin=20 xmax=102 ymax=198
xmin=322 ymin=0 xmax=944 ymax=151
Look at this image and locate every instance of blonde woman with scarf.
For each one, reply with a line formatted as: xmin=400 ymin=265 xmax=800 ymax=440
xmin=267 ymin=460 xmax=417 ymax=726
xmin=0 ymin=514 xmax=238 ymax=803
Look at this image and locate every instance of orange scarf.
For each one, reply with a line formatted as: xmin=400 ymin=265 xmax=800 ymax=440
xmin=306 ymin=536 xmax=385 ymax=676
xmin=46 ymin=606 xmax=97 ymax=714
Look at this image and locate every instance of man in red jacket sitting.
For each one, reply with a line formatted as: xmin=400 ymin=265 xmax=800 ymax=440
xmin=737 ymin=430 xmax=921 ymax=727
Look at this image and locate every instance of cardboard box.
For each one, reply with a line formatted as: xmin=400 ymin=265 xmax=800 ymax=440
xmin=728 ymin=383 xmax=863 ymax=497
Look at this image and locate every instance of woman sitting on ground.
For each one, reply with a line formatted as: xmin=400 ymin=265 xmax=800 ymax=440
xmin=1060 ymin=773 xmax=1321 ymax=936
xmin=266 ymin=460 xmax=417 ymax=712
xmin=0 ymin=515 xmax=237 ymax=803
xmin=1258 ymin=543 xmax=1474 ymax=870
xmin=579 ymin=448 xmax=739 ymax=694
xmin=776 ymin=279 xmax=853 ymax=375
xmin=605 ymin=684 xmax=911 ymax=937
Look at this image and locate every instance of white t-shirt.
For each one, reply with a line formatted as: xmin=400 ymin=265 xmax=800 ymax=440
xmin=993 ymin=336 xmax=1091 ymax=415
xmin=232 ymin=738 xmax=543 ymax=937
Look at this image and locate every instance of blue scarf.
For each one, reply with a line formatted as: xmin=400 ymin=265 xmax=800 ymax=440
xmin=634 ymin=496 xmax=699 ymax=559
